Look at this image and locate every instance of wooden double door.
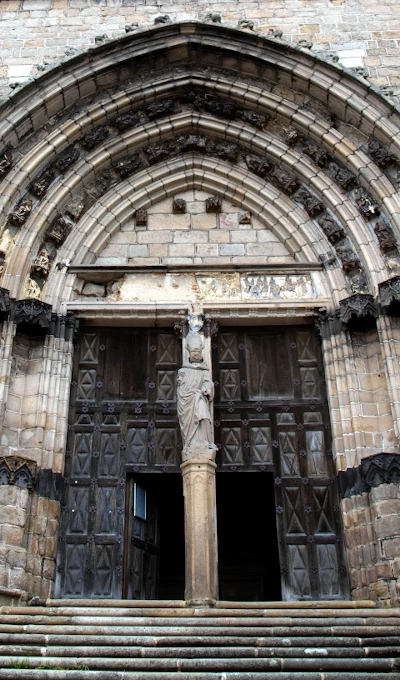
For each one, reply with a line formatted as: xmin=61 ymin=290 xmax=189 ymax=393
xmin=56 ymin=325 xmax=349 ymax=601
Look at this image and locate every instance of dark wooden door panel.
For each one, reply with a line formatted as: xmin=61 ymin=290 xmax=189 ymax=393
xmin=213 ymin=326 xmax=349 ymax=601
xmin=56 ymin=328 xmax=180 ymax=599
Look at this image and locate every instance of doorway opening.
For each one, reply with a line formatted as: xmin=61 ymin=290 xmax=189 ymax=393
xmin=216 ymin=472 xmax=281 ymax=601
xmin=124 ymin=473 xmax=185 ymax=600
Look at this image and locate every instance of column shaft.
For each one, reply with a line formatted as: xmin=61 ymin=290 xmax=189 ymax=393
xmin=181 ymin=458 xmax=218 ymax=605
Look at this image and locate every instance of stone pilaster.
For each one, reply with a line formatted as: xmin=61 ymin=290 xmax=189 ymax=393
xmin=181 ymin=458 xmax=218 ymax=605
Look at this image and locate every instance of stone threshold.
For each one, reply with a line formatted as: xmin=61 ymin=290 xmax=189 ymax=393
xmin=35 ymin=599 xmax=376 ymax=609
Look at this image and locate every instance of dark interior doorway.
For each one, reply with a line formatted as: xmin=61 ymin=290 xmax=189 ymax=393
xmin=125 ymin=474 xmax=185 ymax=600
xmin=216 ymin=472 xmax=281 ymax=601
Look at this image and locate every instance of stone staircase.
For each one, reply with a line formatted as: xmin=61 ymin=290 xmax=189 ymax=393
xmin=0 ymin=600 xmax=399 ymax=679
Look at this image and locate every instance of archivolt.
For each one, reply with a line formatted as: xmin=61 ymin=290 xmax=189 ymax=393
xmin=0 ymin=22 xmax=399 ymax=311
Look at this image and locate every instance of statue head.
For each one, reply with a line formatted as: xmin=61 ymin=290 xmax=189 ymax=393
xmin=186 ymin=331 xmax=204 ymax=363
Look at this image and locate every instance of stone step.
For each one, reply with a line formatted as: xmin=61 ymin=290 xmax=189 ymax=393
xmin=1 ymin=644 xmax=400 ymax=659
xmin=0 ymin=603 xmax=399 ymax=679
xmin=0 ymin=673 xmax=400 ymax=680
xmin=1 ymin=606 xmax=387 ymax=618
xmin=1 ymin=624 xmax=399 ymax=637
xmin=43 ymin=599 xmax=377 ymax=609
xmin=2 ymin=615 xmax=400 ymax=627
xmin=1 ymin=633 xmax=398 ymax=647
xmin=0 ymin=655 xmax=399 ymax=672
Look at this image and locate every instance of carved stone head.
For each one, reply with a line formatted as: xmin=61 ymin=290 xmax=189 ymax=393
xmin=186 ymin=331 xmax=204 ymax=364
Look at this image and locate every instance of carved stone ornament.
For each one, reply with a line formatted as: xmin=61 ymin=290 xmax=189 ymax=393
xmin=336 ymin=243 xmax=361 ymax=272
xmin=0 ymin=287 xmax=11 ymax=318
xmin=146 ymin=99 xmax=174 ymax=120
xmin=296 ymin=188 xmax=324 ymax=217
xmin=80 ymin=125 xmax=109 ymax=149
xmin=55 ymin=146 xmax=80 ymax=171
xmin=173 ymin=197 xmax=186 ymax=214
xmin=14 ymin=298 xmax=53 ymax=330
xmin=361 ymin=453 xmax=400 ymax=489
xmin=214 ymin=142 xmax=238 ymax=162
xmin=272 ymin=168 xmax=298 ymax=194
xmin=285 ymin=129 xmax=301 ymax=145
xmin=245 ymin=154 xmax=272 ymax=178
xmin=30 ymin=166 xmax=55 ymax=198
xmin=238 ymin=110 xmax=267 ymax=128
xmin=205 ymin=196 xmax=222 ymax=213
xmin=379 ymin=276 xmax=400 ymax=309
xmin=0 ymin=149 xmax=12 ymax=178
xmin=317 ymin=215 xmax=345 ymax=243
xmin=31 ymin=249 xmax=51 ymax=278
xmin=188 ymin=92 xmax=237 ymax=119
xmin=114 ymin=110 xmax=141 ymax=132
xmin=238 ymin=18 xmax=254 ymax=30
xmin=204 ymin=12 xmax=221 ymax=22
xmin=46 ymin=218 xmax=73 ymax=246
xmin=135 ymin=209 xmax=148 ymax=226
xmin=315 ymin=310 xmax=343 ymax=339
xmin=338 ymin=293 xmax=379 ymax=325
xmin=146 ymin=142 xmax=173 ymax=163
xmin=154 ymin=14 xmax=171 ymax=23
xmin=112 ymin=154 xmax=142 ymax=178
xmin=303 ymin=143 xmax=330 ymax=167
xmin=329 ymin=163 xmax=356 ymax=190
xmin=9 ymin=197 xmax=33 ymax=226
xmin=368 ymin=138 xmax=395 ymax=168
xmin=0 ymin=456 xmax=36 ymax=490
xmin=177 ymin=330 xmax=217 ymax=461
xmin=354 ymin=187 xmax=380 ymax=219
xmin=374 ymin=220 xmax=397 ymax=252
xmin=176 ymin=135 xmax=207 ymax=153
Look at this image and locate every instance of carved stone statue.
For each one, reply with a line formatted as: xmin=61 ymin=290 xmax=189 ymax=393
xmin=177 ymin=331 xmax=217 ymax=461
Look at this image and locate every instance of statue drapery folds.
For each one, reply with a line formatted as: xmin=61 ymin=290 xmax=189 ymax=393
xmin=177 ymin=330 xmax=217 ymax=461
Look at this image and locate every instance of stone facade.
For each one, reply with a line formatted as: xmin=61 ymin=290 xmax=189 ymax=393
xmin=0 ymin=0 xmax=400 ymax=101
xmin=0 ymin=9 xmax=400 ymax=607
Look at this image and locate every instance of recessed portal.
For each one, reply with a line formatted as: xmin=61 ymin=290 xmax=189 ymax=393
xmin=216 ymin=472 xmax=281 ymax=601
xmin=124 ymin=474 xmax=185 ymax=600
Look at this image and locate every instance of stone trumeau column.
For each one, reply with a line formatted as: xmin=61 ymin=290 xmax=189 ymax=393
xmin=176 ymin=305 xmax=219 ymax=605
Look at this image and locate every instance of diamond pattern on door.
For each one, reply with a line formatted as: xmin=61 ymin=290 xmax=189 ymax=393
xmin=157 ymin=334 xmax=177 ymax=364
xmin=296 ymin=331 xmax=317 ymax=361
xmin=65 ymin=545 xmax=85 ymax=596
xmin=317 ymin=544 xmax=339 ymax=596
xmin=157 ymin=371 xmax=176 ymax=401
xmin=279 ymin=432 xmax=299 ymax=476
xmin=219 ymin=333 xmax=239 ymax=362
xmin=283 ymin=486 xmax=306 ymax=534
xmin=155 ymin=427 xmax=177 ymax=465
xmin=221 ymin=427 xmax=243 ymax=465
xmin=67 ymin=487 xmax=88 ymax=534
xmin=250 ymin=426 xmax=272 ymax=464
xmin=99 ymin=433 xmax=119 ymax=477
xmin=127 ymin=428 xmax=148 ymax=465
xmin=96 ymin=488 xmax=116 ymax=534
xmin=306 ymin=430 xmax=327 ymax=475
xmin=312 ymin=486 xmax=335 ymax=534
xmin=288 ymin=545 xmax=311 ymax=597
xmin=77 ymin=369 xmax=96 ymax=400
xmin=71 ymin=433 xmax=92 ymax=477
xmin=300 ymin=367 xmax=320 ymax=398
xmin=220 ymin=369 xmax=240 ymax=401
xmin=93 ymin=545 xmax=114 ymax=597
xmin=80 ymin=334 xmax=99 ymax=364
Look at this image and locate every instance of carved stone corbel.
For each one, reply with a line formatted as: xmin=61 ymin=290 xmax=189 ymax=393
xmin=0 ymin=456 xmax=37 ymax=490
xmin=0 ymin=287 xmax=11 ymax=319
xmin=379 ymin=276 xmax=400 ymax=311
xmin=14 ymin=298 xmax=53 ymax=331
xmin=338 ymin=293 xmax=379 ymax=326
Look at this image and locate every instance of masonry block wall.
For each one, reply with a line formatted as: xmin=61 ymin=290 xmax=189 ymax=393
xmin=0 ymin=0 xmax=399 ymax=101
